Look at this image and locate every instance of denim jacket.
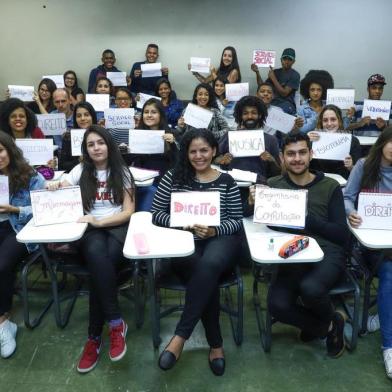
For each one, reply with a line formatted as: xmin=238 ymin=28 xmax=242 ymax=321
xmin=297 ymin=101 xmax=318 ymax=134
xmin=9 ymin=173 xmax=46 ymax=252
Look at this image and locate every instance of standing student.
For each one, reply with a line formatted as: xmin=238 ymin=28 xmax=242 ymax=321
xmin=48 ymin=125 xmax=135 ymax=373
xmin=344 ymin=128 xmax=392 ymax=378
xmin=63 ymin=70 xmax=85 ymax=106
xmin=28 ymin=78 xmax=57 ymax=114
xmin=190 ymin=46 xmax=241 ymax=84
xmin=213 ymin=76 xmax=236 ymax=130
xmin=0 ymin=131 xmax=45 ymax=359
xmin=151 ymin=129 xmax=243 ymax=376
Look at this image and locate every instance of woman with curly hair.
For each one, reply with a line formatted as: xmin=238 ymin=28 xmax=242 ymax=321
xmin=297 ymin=70 xmax=334 ymax=134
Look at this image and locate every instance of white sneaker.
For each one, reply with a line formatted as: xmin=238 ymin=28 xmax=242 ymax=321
xmin=0 ymin=320 xmax=17 ymax=358
xmin=367 ymin=314 xmax=380 ymax=333
xmin=383 ymin=348 xmax=392 ymax=379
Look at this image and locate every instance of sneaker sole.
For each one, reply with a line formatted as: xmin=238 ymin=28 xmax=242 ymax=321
xmin=109 ymin=323 xmax=128 ymax=362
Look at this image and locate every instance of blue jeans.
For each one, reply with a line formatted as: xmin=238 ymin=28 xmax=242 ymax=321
xmin=136 ymin=185 xmax=157 ymax=212
xmin=378 ymin=259 xmax=392 ymax=348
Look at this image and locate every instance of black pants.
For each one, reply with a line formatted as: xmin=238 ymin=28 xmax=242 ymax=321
xmin=171 ymin=234 xmax=241 ymax=348
xmin=0 ymin=220 xmax=29 ymax=316
xmin=78 ymin=227 xmax=125 ymax=337
xmin=268 ymin=246 xmax=345 ymax=337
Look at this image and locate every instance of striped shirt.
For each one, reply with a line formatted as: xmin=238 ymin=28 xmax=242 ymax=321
xmin=151 ymin=170 xmax=243 ymax=238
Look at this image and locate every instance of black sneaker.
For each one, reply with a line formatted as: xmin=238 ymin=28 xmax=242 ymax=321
xmin=326 ymin=311 xmax=345 ymax=358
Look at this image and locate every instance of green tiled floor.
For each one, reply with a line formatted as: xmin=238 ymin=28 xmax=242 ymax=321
xmin=2 ymin=272 xmax=390 ymax=392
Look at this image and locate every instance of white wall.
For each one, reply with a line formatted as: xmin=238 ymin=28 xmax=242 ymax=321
xmin=1 ymin=0 xmax=392 ymax=101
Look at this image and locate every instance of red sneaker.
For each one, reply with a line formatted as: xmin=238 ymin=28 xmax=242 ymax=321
xmin=77 ymin=338 xmax=101 ymax=373
xmin=109 ymin=320 xmax=128 ymax=361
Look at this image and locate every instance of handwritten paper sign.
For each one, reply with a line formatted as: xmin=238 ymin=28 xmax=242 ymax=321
xmin=228 ymin=130 xmax=265 ymax=157
xmin=253 ymin=50 xmax=276 ymax=68
xmin=190 ymin=57 xmax=211 ymax=73
xmin=362 ymin=99 xmax=392 ymax=121
xmin=326 ymin=89 xmax=355 ymax=110
xmin=225 ymin=83 xmax=249 ymax=102
xmin=129 ymin=167 xmax=160 ymax=182
xmin=183 ymin=103 xmax=213 ymax=128
xmin=104 ymin=108 xmax=135 ymax=129
xmin=8 ymin=85 xmax=34 ymax=101
xmin=357 ymin=192 xmax=392 ymax=230
xmin=136 ymin=93 xmax=161 ymax=109
xmin=312 ymin=132 xmax=352 ymax=161
xmin=70 ymin=129 xmax=86 ymax=156
xmin=37 ymin=113 xmax=67 ymax=136
xmin=86 ymin=94 xmax=110 ymax=112
xmin=16 ymin=139 xmax=53 ymax=165
xmin=141 ymin=63 xmax=162 ymax=78
xmin=0 ymin=176 xmax=9 ymax=205
xmin=265 ymin=106 xmax=296 ymax=134
xmin=229 ymin=169 xmax=257 ymax=183
xmin=30 ymin=186 xmax=84 ymax=226
xmin=253 ymin=186 xmax=307 ymax=228
xmin=42 ymin=75 xmax=64 ymax=88
xmin=170 ymin=191 xmax=220 ymax=227
xmin=128 ymin=130 xmax=164 ymax=154
xmin=106 ymin=71 xmax=127 ymax=87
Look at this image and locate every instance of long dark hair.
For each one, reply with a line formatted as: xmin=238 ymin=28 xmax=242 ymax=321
xmin=361 ymin=127 xmax=392 ymax=190
xmin=63 ymin=70 xmax=79 ymax=89
xmin=218 ymin=46 xmax=241 ymax=82
xmin=38 ymin=78 xmax=57 ymax=112
xmin=0 ymin=98 xmax=37 ymax=138
xmin=138 ymin=98 xmax=169 ymax=130
xmin=80 ymin=125 xmax=134 ymax=211
xmin=0 ymin=130 xmax=35 ymax=194
xmin=155 ymin=78 xmax=175 ymax=103
xmin=172 ymin=128 xmax=218 ymax=186
xmin=73 ymin=101 xmax=98 ymax=128
xmin=94 ymin=76 xmax=113 ymax=96
xmin=213 ymin=76 xmax=228 ymax=100
xmin=192 ymin=83 xmax=218 ymax=110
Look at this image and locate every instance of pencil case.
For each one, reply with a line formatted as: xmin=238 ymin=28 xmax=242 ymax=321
xmin=278 ymin=235 xmax=309 ymax=259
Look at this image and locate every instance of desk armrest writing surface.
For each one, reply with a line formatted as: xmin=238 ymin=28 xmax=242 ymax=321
xmin=349 ymin=224 xmax=392 ymax=250
xmin=134 ymin=178 xmax=154 ymax=187
xmin=16 ymin=219 xmax=88 ymax=244
xmin=357 ymin=136 xmax=378 ymax=146
xmin=243 ymin=217 xmax=324 ymax=264
xmin=325 ymin=173 xmax=347 ymax=187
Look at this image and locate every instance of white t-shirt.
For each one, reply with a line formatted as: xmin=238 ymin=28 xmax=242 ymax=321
xmin=65 ymin=164 xmax=131 ymax=220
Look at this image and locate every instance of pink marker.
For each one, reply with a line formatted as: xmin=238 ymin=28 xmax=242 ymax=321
xmin=133 ymin=233 xmax=149 ymax=255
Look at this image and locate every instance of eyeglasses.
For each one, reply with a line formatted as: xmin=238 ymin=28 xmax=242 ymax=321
xmin=39 ymin=88 xmax=49 ymax=93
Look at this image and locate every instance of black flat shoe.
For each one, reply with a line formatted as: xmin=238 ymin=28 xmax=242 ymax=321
xmin=158 ymin=336 xmax=182 ymax=371
xmin=209 ymin=350 xmax=225 ymax=376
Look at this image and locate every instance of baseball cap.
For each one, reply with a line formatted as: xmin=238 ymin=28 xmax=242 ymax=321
xmin=367 ymin=74 xmax=386 ymax=86
xmin=281 ymin=48 xmax=295 ymax=60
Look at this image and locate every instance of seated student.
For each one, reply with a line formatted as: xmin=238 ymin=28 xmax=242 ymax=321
xmin=347 ymin=74 xmax=390 ymax=137
xmin=59 ymin=101 xmax=97 ymax=172
xmin=249 ymin=132 xmax=349 ymax=358
xmin=213 ymin=76 xmax=236 ymax=130
xmin=88 ymin=49 xmax=122 ymax=93
xmin=63 ymin=70 xmax=85 ymax=106
xmin=48 ymin=125 xmax=135 ymax=373
xmin=177 ymin=83 xmax=229 ymax=143
xmin=0 ymin=131 xmax=46 ymax=359
xmin=297 ymin=70 xmax=334 ymax=134
xmin=129 ymin=43 xmax=169 ymax=95
xmin=190 ymin=46 xmax=241 ymax=84
xmin=93 ymin=76 xmax=115 ymax=123
xmin=28 ymin=78 xmax=57 ymax=114
xmin=51 ymin=88 xmax=74 ymax=148
xmin=344 ymin=127 xmax=392 ymax=378
xmin=251 ymin=48 xmax=300 ymax=115
xmin=155 ymin=78 xmax=183 ymax=129
xmin=308 ymin=104 xmax=361 ymax=179
xmin=151 ymin=129 xmax=243 ymax=376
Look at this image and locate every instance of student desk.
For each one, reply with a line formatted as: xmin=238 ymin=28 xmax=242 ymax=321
xmin=357 ymin=136 xmax=378 ymax=146
xmin=243 ymin=217 xmax=323 ymax=351
xmin=123 ymin=211 xmax=194 ymax=347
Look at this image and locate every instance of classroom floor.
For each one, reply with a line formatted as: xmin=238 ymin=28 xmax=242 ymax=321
xmin=2 ymin=271 xmax=390 ymax=392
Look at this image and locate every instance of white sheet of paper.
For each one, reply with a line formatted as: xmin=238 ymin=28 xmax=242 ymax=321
xmin=136 ymin=93 xmax=161 ymax=109
xmin=86 ymin=94 xmax=110 ymax=112
xmin=229 ymin=169 xmax=257 ymax=183
xmin=42 ymin=75 xmax=64 ymax=88
xmin=8 ymin=85 xmax=34 ymax=101
xmin=128 ymin=130 xmax=164 ymax=154
xmin=30 ymin=186 xmax=84 ymax=226
xmin=225 ymin=83 xmax=249 ymax=102
xmin=228 ymin=130 xmax=265 ymax=157
xmin=0 ymin=175 xmax=9 ymax=205
xmin=190 ymin=57 xmax=211 ymax=73
xmin=326 ymin=89 xmax=355 ymax=109
xmin=265 ymin=106 xmax=296 ymax=134
xmin=104 ymin=108 xmax=135 ymax=129
xmin=141 ymin=63 xmax=162 ymax=78
xmin=357 ymin=192 xmax=392 ymax=230
xmin=16 ymin=139 xmax=53 ymax=165
xmin=252 ymin=50 xmax=276 ymax=68
xmin=129 ymin=167 xmax=160 ymax=181
xmin=170 ymin=191 xmax=221 ymax=227
xmin=106 ymin=71 xmax=127 ymax=86
xmin=70 ymin=129 xmax=86 ymax=156
xmin=253 ymin=186 xmax=307 ymax=229
xmin=312 ymin=132 xmax=352 ymax=161
xmin=362 ymin=99 xmax=392 ymax=121
xmin=183 ymin=103 xmax=213 ymax=128
xmin=37 ymin=113 xmax=67 ymax=136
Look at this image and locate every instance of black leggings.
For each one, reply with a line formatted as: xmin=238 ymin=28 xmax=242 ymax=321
xmin=268 ymin=246 xmax=345 ymax=337
xmin=0 ymin=220 xmax=29 ymax=316
xmin=171 ymin=234 xmax=241 ymax=348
